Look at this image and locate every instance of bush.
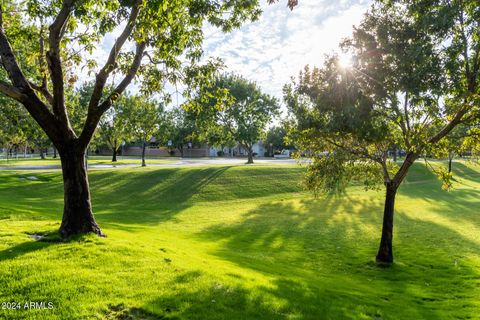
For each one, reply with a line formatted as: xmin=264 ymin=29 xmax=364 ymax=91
xmin=168 ymin=149 xmax=176 ymax=156
xmin=264 ymin=151 xmax=270 ymax=157
xmin=217 ymin=150 xmax=225 ymax=157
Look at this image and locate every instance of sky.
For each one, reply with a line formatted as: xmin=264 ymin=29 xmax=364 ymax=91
xmin=87 ymin=0 xmax=372 ymax=105
xmin=201 ymin=0 xmax=372 ymax=100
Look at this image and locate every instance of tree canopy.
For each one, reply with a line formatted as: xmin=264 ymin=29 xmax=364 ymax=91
xmin=0 ymin=0 xmax=267 ymax=237
xmin=187 ymin=73 xmax=280 ymax=163
xmin=286 ymin=1 xmax=480 ymax=264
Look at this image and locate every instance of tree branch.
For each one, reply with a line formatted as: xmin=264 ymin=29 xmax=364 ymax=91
xmin=459 ymin=9 xmax=470 ymax=80
xmin=404 ymin=92 xmax=411 ymax=132
xmin=0 ymin=7 xmax=62 ymax=142
xmin=377 ymin=158 xmax=391 ymax=184
xmin=98 ymin=42 xmax=146 ymax=112
xmin=88 ymin=0 xmax=142 ymax=111
xmin=28 ymin=80 xmax=54 ymax=105
xmin=46 ymin=0 xmax=75 ymax=125
xmin=37 ymin=25 xmax=50 ymax=95
xmin=0 ymin=80 xmax=26 ymax=101
xmin=78 ymin=42 xmax=146 ymax=149
xmin=429 ymin=107 xmax=468 ymax=145
xmin=392 ymin=151 xmax=418 ymax=186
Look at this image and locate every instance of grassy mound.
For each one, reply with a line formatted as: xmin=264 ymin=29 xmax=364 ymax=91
xmin=0 ymin=162 xmax=478 ymax=319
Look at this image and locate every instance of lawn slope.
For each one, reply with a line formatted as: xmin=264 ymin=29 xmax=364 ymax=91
xmin=0 ymin=163 xmax=479 ymax=319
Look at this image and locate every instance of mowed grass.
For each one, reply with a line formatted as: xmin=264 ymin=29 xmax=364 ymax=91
xmin=0 ymin=162 xmax=479 ymax=319
xmin=0 ymin=155 xmax=177 ymax=167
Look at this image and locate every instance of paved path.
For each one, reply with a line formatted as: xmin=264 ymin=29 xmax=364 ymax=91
xmin=0 ymin=158 xmax=305 ymax=171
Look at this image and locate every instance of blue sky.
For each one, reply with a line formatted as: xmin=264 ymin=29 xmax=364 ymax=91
xmin=201 ymin=0 xmax=372 ymax=99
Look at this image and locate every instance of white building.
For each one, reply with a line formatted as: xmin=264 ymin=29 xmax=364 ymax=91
xmin=209 ymin=141 xmax=267 ymax=157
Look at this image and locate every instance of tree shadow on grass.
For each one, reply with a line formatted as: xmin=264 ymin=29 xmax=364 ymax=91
xmin=91 ymin=166 xmax=304 ymax=228
xmin=399 ymin=165 xmax=480 ymax=234
xmin=0 ymin=167 xmax=233 ymax=228
xmin=0 ymin=166 xmax=304 ymax=231
xmin=93 ymin=167 xmax=231 ymax=226
xmin=0 ymin=240 xmax=52 ymax=263
xmin=190 ymin=196 xmax=480 ymax=319
xmin=450 ymin=161 xmax=480 ymax=183
xmin=139 ymin=270 xmax=336 ymax=320
xmin=0 ymin=232 xmax=63 ymax=262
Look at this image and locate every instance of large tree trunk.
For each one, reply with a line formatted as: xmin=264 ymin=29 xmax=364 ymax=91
xmin=246 ymin=146 xmax=254 ymax=164
xmin=141 ymin=141 xmax=147 ymax=167
xmin=112 ymin=147 xmax=118 ymax=162
xmin=376 ymin=183 xmax=398 ymax=264
xmin=448 ymin=153 xmax=453 ymax=173
xmin=58 ymin=145 xmax=103 ymax=238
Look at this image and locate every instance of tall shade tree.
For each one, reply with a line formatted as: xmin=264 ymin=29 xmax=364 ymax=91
xmin=97 ymin=100 xmax=131 ymax=162
xmin=187 ymin=74 xmax=279 ymax=164
xmin=165 ymin=107 xmax=198 ymax=158
xmin=0 ymin=96 xmax=28 ymax=159
xmin=286 ymin=1 xmax=480 ymax=265
xmin=24 ymin=116 xmax=51 ymax=159
xmin=265 ymin=125 xmax=291 ymax=155
xmin=120 ymin=95 xmax=166 ymax=167
xmin=437 ymin=125 xmax=469 ymax=174
xmin=0 ymin=0 xmax=264 ymax=237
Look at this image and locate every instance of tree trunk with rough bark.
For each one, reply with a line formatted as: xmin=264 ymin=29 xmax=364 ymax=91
xmin=112 ymin=147 xmax=118 ymax=162
xmin=376 ymin=183 xmax=398 ymax=264
xmin=448 ymin=153 xmax=453 ymax=173
xmin=141 ymin=141 xmax=147 ymax=167
xmin=246 ymin=145 xmax=254 ymax=164
xmin=58 ymin=144 xmax=103 ymax=238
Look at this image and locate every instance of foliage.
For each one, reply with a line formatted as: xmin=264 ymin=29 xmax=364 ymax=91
xmin=287 ymin=0 xmax=479 ymax=194
xmin=119 ymin=95 xmax=166 ymax=145
xmin=187 ymin=74 xmax=280 ymax=160
xmin=264 ymin=125 xmax=292 ymax=153
xmin=0 ymin=96 xmax=28 ymax=153
xmin=165 ymin=107 xmax=199 ymax=155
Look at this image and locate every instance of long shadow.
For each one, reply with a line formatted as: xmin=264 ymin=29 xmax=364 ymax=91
xmin=0 ymin=167 xmax=233 ymax=226
xmin=399 ymin=163 xmax=480 ymax=227
xmin=91 ymin=166 xmax=303 ymax=227
xmin=192 ymin=195 xmax=480 ymax=319
xmin=92 ymin=167 xmax=231 ymax=225
xmin=451 ymin=161 xmax=480 ymax=178
xmin=140 ymin=274 xmax=337 ymax=320
xmin=0 ymin=166 xmax=304 ymax=230
xmin=0 ymin=234 xmax=59 ymax=262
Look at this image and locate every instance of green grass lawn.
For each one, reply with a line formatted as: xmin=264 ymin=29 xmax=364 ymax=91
xmin=0 ymin=162 xmax=479 ymax=319
xmin=0 ymin=155 xmax=178 ymax=167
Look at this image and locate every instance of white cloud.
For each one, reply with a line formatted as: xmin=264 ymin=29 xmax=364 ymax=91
xmin=202 ymin=0 xmax=372 ymax=100
xmin=76 ymin=1 xmax=371 ymax=107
